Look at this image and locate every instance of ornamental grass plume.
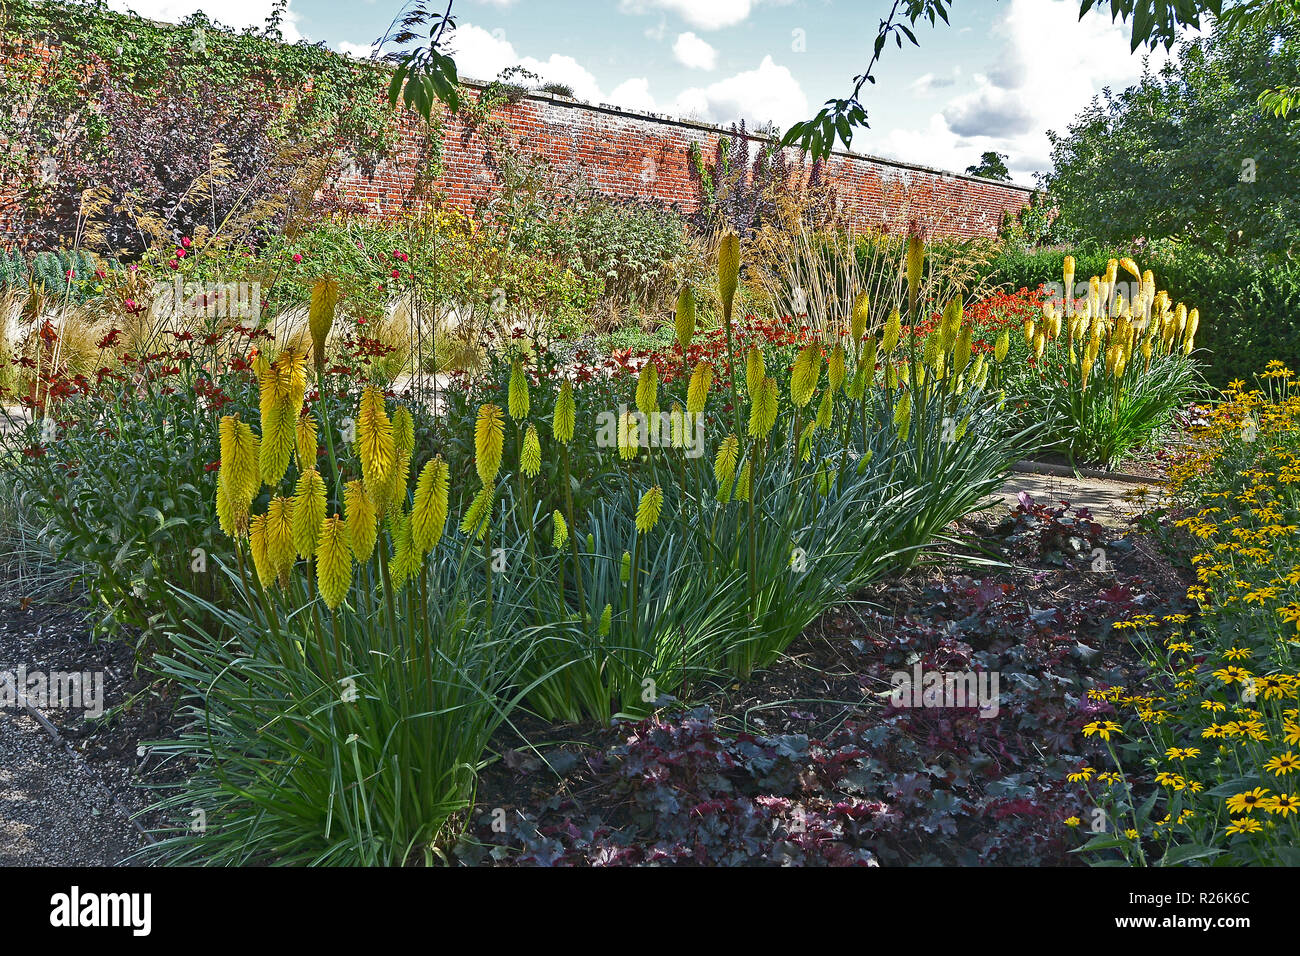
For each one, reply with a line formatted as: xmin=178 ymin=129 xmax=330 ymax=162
xmin=508 ymin=358 xmax=530 ymax=421
xmin=358 ymin=386 xmax=396 ymax=489
xmin=290 ymin=468 xmax=327 ymax=559
xmin=675 ymin=285 xmax=696 ymax=351
xmin=295 ymin=411 xmax=318 ymax=472
xmin=687 ymin=362 xmax=712 ymax=416
xmin=521 ymin=423 xmax=542 ymax=477
xmin=344 ymin=479 xmax=378 ymax=562
xmin=308 ymin=277 xmax=340 ymax=375
xmin=411 ymin=456 xmax=450 ymax=555
xmin=474 ymin=403 xmax=505 ymax=485
xmin=636 ymin=360 xmax=659 ymax=415
xmin=636 ymin=485 xmax=664 ymax=533
xmin=553 ymin=381 xmax=575 ymax=444
xmin=749 ymin=375 xmax=778 ymax=438
xmin=315 ymin=515 xmax=351 ymax=610
xmin=790 ymin=345 xmax=821 ymax=408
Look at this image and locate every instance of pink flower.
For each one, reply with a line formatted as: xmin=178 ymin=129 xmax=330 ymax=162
xmin=181 ymin=236 xmax=192 ymax=248
xmin=292 ymin=253 xmax=303 ymax=263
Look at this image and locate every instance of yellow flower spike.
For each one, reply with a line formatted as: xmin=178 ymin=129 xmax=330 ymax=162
xmin=953 ymin=324 xmax=973 ymax=375
xmin=618 ymin=411 xmax=640 ymax=461
xmin=552 ymin=510 xmax=568 ymax=550
xmin=599 ymin=603 xmax=612 ymax=636
xmin=893 ymin=387 xmax=912 ymax=434
xmin=308 ymin=277 xmax=339 ymax=374
xmin=248 ymin=513 xmax=275 ymax=589
xmin=291 ymin=467 xmax=327 ymax=559
xmin=620 ymin=550 xmax=631 ymax=582
xmin=1184 ymin=308 xmax=1199 ymax=353
xmin=1033 ymin=329 xmax=1046 ymax=362
xmin=295 ymin=411 xmax=318 ymax=472
xmin=1119 ymin=257 xmax=1141 ymax=281
xmin=388 ymin=509 xmax=421 ymax=588
xmin=798 ymin=420 xmax=817 ymax=461
xmin=861 ymin=337 xmax=878 ymax=383
xmin=474 ymin=403 xmax=505 ymax=485
xmin=358 ymin=386 xmax=396 ymax=488
xmin=343 ymin=479 xmax=378 ymax=562
xmin=258 ymin=357 xmax=300 ymax=487
xmin=851 ymin=292 xmax=870 ymax=342
xmin=734 ymin=460 xmax=752 ymax=502
xmin=816 ymin=387 xmax=833 ymax=430
xmin=749 ymin=375 xmax=778 ymax=437
xmin=218 ymin=415 xmax=259 ymax=537
xmin=1063 ymin=255 xmax=1075 ymax=301
xmin=508 ymin=358 xmax=530 ymax=421
xmin=790 ymin=345 xmax=821 ymax=408
xmin=745 ymin=346 xmax=765 ymax=398
xmin=674 ymin=285 xmax=696 ymax=351
xmin=827 ymin=344 xmax=846 ymax=392
xmin=994 ymin=330 xmax=1010 ymax=364
xmin=553 ymin=381 xmax=576 ymax=445
xmin=714 ymin=434 xmax=740 ymax=489
xmin=881 ymin=309 xmax=901 ymax=354
xmin=391 ymin=405 xmax=415 ymax=462
xmin=906 ymin=234 xmax=924 ymax=309
xmin=521 ymin=422 xmax=542 ymax=478
xmin=216 ymin=481 xmax=235 ymax=540
xmin=940 ymin=297 xmax=963 ymax=350
xmin=923 ymin=332 xmax=942 ymax=369
xmin=636 ymin=360 xmax=659 ymax=416
xmin=636 ymin=485 xmax=664 ymax=533
xmin=459 ymin=484 xmax=496 ymax=541
xmin=718 ymin=232 xmax=740 ymax=320
xmin=316 ymin=515 xmax=351 ymax=610
xmin=411 ymin=456 xmax=450 ymax=555
xmin=687 ymin=362 xmax=712 ymax=416
xmin=265 ymin=496 xmax=297 ymax=585
xmin=669 ymin=402 xmax=686 ymax=448
xmin=1106 ymin=258 xmax=1119 ymax=285
xmin=1023 ymin=318 xmax=1036 ymax=346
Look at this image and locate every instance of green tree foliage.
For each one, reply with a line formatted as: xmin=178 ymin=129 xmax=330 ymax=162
xmin=965 ymin=151 xmax=1012 ymax=181
xmin=1042 ymin=21 xmax=1300 ymax=258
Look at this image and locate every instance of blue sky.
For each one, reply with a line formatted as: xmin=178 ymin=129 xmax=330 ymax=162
xmin=108 ymin=0 xmax=1185 ymax=184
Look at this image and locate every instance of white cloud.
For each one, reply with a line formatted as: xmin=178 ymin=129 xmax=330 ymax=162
xmin=672 ymin=32 xmax=717 ymax=70
xmin=106 ymin=0 xmax=302 ymax=42
xmin=673 ymin=55 xmax=807 ymax=129
xmin=877 ymin=0 xmax=1184 ymax=182
xmin=609 ymin=77 xmax=657 ymax=111
xmin=337 ymin=41 xmax=378 ymax=59
xmin=620 ymin=0 xmax=758 ymax=31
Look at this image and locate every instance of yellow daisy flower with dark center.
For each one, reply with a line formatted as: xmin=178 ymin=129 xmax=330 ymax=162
xmin=1225 ymin=788 xmax=1272 ymax=814
xmin=1262 ymin=793 xmax=1299 ymax=817
xmin=1265 ymin=752 xmax=1300 ymax=777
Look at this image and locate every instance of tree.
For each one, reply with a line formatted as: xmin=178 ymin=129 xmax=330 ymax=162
xmin=379 ymin=1 xmax=462 ymax=119
xmin=780 ymin=0 xmax=1293 ymax=160
xmin=965 ymin=151 xmax=1011 ymax=181
xmin=1041 ymin=21 xmax=1300 ymax=258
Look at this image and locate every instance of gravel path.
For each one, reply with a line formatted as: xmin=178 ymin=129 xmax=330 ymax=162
xmin=0 ymin=706 xmax=144 ymax=866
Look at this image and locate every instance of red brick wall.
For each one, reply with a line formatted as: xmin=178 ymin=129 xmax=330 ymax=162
xmin=337 ymin=82 xmax=1032 ymax=240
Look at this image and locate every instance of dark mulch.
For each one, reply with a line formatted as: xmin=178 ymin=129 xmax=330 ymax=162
xmin=461 ymin=502 xmax=1195 ymax=866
